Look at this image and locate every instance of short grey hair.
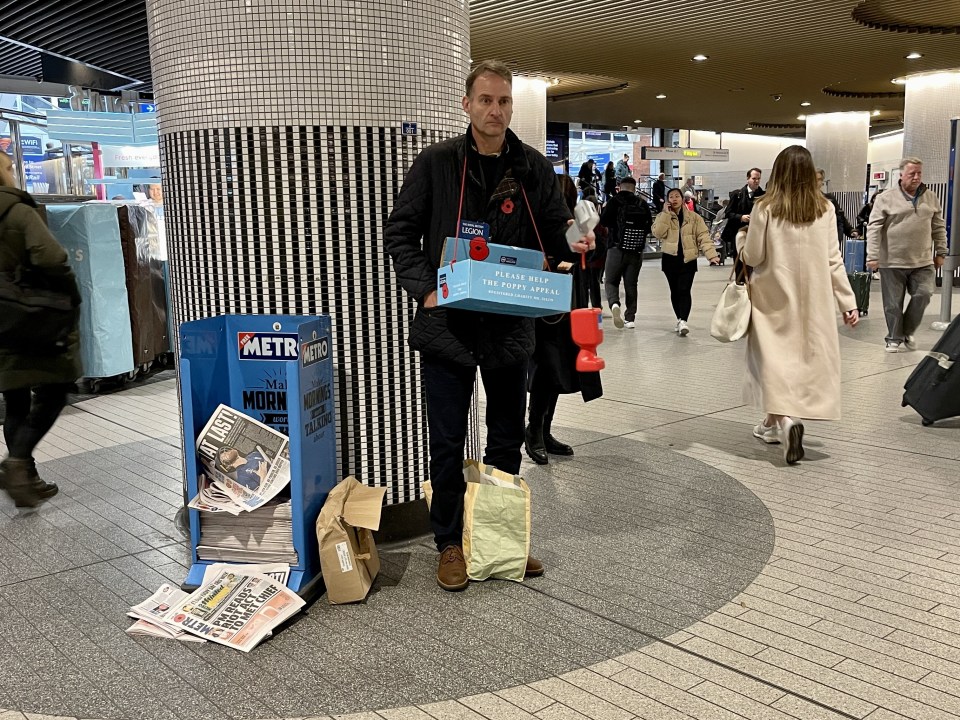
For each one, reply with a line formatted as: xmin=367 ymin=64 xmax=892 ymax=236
xmin=899 ymin=157 xmax=922 ymax=171
xmin=465 ymin=60 xmax=512 ymax=96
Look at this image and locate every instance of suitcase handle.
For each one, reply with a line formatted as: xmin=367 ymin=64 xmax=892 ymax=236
xmin=926 ymin=351 xmax=954 ymax=370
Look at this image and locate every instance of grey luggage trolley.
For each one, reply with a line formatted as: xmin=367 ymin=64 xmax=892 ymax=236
xmin=179 ymin=314 xmax=337 ymax=596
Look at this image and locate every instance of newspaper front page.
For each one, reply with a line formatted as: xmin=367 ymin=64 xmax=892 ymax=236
xmin=196 ymin=404 xmax=291 ymax=512
xmin=166 ymin=569 xmax=305 ymax=652
xmin=187 ymin=473 xmax=243 ymax=515
xmin=126 ymin=583 xmax=207 ymax=643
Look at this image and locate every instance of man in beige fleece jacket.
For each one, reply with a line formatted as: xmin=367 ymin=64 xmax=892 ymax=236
xmin=866 ymin=157 xmax=947 ymax=353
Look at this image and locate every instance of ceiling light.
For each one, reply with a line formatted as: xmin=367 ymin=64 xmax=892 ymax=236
xmin=745 ymin=127 xmax=753 ymax=131
xmin=905 ymin=52 xmax=923 ymax=60
xmin=655 ymin=94 xmax=667 ymax=99
xmin=872 ymin=110 xmax=881 ymax=116
xmin=633 ymin=119 xmax=642 ymax=123
xmin=891 ymin=77 xmax=906 ymax=85
xmin=800 ymin=101 xmax=811 ymax=107
xmin=797 ymin=115 xmax=807 ymax=121
xmin=551 ymin=78 xmax=560 ymax=86
xmin=692 ymin=54 xmax=709 ymax=62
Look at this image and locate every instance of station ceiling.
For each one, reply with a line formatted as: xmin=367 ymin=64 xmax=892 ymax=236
xmin=1 ymin=0 xmax=959 ymax=136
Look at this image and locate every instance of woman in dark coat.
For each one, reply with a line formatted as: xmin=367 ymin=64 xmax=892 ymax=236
xmin=524 ymin=174 xmax=603 ymax=465
xmin=602 ymin=161 xmax=617 ymax=201
xmin=0 ymin=152 xmax=81 ymax=507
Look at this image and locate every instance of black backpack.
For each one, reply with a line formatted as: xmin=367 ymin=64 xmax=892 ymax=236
xmin=616 ymin=198 xmax=648 ymax=252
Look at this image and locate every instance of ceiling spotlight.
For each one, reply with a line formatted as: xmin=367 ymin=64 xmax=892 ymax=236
xmin=891 ymin=77 xmax=907 ymax=85
xmin=655 ymin=93 xmax=667 ymax=99
xmin=797 ymin=115 xmax=807 ymax=121
xmin=872 ymin=110 xmax=881 ymax=116
xmin=800 ymin=101 xmax=811 ymax=107
xmin=551 ymin=78 xmax=560 ymax=86
xmin=905 ymin=52 xmax=923 ymax=60
xmin=745 ymin=127 xmax=753 ymax=131
xmin=692 ymin=54 xmax=709 ymax=62
xmin=633 ymin=119 xmax=642 ymax=123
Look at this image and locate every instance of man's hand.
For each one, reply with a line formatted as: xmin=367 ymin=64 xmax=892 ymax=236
xmin=557 ymin=261 xmax=574 ymax=272
xmin=866 ymin=260 xmax=879 ymax=272
xmin=423 ymin=290 xmax=438 ymax=308
xmin=935 ymin=255 xmax=946 ymax=268
xmin=850 ymin=231 xmax=860 ymax=239
xmin=843 ymin=309 xmax=859 ymax=327
xmin=741 ymin=214 xmax=750 ymax=223
xmin=709 ymin=256 xmax=721 ymax=265
xmin=566 ymin=219 xmax=595 ymax=253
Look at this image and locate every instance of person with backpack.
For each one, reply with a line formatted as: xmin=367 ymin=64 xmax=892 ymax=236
xmin=652 ymin=188 xmax=721 ymax=336
xmin=0 ymin=151 xmax=81 ymax=508
xmin=600 ymin=176 xmax=652 ymax=329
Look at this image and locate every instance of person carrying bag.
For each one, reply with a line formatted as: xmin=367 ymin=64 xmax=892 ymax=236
xmin=0 ymin=153 xmax=82 ymax=508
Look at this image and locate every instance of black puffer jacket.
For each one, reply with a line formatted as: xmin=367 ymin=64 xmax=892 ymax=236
xmin=384 ymin=126 xmax=572 ymax=368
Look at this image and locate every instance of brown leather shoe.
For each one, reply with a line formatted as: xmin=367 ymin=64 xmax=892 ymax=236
xmin=437 ymin=545 xmax=468 ymax=591
xmin=525 ymin=555 xmax=545 ymax=577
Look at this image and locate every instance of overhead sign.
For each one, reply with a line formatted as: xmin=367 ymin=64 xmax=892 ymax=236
xmin=642 ymin=147 xmax=731 ymax=161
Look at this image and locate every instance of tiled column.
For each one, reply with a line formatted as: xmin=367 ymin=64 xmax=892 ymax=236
xmin=903 ymin=70 xmax=960 ymax=184
xmin=146 ymin=0 xmax=469 ymax=506
xmin=510 ymin=75 xmax=547 ymax=155
xmin=805 ymin=112 xmax=870 ymax=192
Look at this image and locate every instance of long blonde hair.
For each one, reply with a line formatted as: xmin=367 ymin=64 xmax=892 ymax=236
xmin=756 ymin=145 xmax=829 ymax=225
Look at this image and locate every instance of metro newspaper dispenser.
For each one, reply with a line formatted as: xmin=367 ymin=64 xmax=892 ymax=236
xmin=437 ymin=237 xmax=572 ymax=317
xmin=179 ymin=314 xmax=337 ymax=596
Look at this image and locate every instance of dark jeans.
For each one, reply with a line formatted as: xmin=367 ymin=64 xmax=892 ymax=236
xmin=663 ymin=266 xmax=697 ymax=321
xmin=421 ymin=356 xmax=527 ymax=551
xmin=2 ymin=384 xmax=71 ymax=460
xmin=604 ymin=247 xmax=642 ymax=321
xmin=587 ymin=267 xmax=603 ymax=308
xmin=879 ymin=266 xmax=935 ymax=342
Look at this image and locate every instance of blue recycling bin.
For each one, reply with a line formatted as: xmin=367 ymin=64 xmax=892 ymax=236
xmin=179 ymin=314 xmax=337 ymax=595
xmin=46 ymin=204 xmax=136 ymax=379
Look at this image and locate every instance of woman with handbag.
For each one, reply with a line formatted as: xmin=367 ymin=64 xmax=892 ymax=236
xmin=738 ymin=145 xmax=858 ymax=464
xmin=0 ymin=152 xmax=82 ymax=507
xmin=652 ymin=188 xmax=721 ymax=336
xmin=524 ymin=175 xmax=603 ymax=465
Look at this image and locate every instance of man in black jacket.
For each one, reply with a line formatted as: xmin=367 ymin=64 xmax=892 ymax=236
xmin=384 ymin=60 xmax=594 ymax=592
xmin=600 ymin=176 xmax=651 ymax=329
xmin=816 ymin=169 xmax=859 ymax=249
xmin=720 ymin=167 xmax=764 ymax=260
xmin=652 ymin=172 xmax=666 ymax=212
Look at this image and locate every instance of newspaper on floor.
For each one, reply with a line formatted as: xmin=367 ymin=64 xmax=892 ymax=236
xmin=126 ymin=582 xmax=207 ymax=643
xmin=187 ymin=473 xmax=243 ymax=515
xmin=165 ymin=568 xmax=305 ymax=652
xmin=196 ymin=404 xmax=291 ymax=512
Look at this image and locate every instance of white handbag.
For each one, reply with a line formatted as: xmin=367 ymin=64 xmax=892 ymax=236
xmin=710 ymin=264 xmax=751 ymax=342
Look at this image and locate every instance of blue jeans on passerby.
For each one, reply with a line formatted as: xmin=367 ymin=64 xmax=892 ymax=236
xmin=420 ymin=355 xmax=527 ymax=551
xmin=604 ymin=247 xmax=642 ymax=322
xmin=879 ymin=266 xmax=935 ymax=343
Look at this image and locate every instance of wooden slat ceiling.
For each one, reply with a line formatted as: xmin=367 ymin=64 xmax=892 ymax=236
xmin=1 ymin=0 xmax=958 ymax=134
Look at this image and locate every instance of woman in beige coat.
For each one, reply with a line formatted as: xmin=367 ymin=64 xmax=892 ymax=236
xmin=652 ymin=188 xmax=720 ymax=335
xmin=737 ymin=145 xmax=858 ymax=464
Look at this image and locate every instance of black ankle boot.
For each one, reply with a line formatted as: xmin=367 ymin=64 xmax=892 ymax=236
xmin=1 ymin=458 xmax=58 ymax=508
xmin=543 ymin=433 xmax=574 ymax=456
xmin=524 ymin=423 xmax=548 ymax=465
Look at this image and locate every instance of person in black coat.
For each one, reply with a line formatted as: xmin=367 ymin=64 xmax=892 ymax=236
xmin=720 ymin=167 xmax=764 ymax=260
xmin=383 ymin=60 xmax=595 ymax=591
xmin=652 ymin=172 xmax=667 ymax=212
xmin=577 ymin=159 xmax=597 ymax=192
xmin=816 ymin=169 xmax=859 ymax=248
xmin=602 ymin=161 xmax=616 ymax=201
xmin=524 ymin=175 xmax=603 ymax=465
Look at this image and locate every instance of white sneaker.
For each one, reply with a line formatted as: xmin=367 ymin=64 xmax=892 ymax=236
xmin=624 ymin=320 xmax=636 ymax=329
xmin=677 ymin=319 xmax=689 ymax=336
xmin=611 ymin=304 xmax=624 ymax=329
xmin=904 ymin=335 xmax=917 ymax=351
xmin=780 ymin=417 xmax=805 ymax=464
xmin=885 ymin=341 xmax=903 ymax=353
xmin=753 ymin=420 xmax=781 ymax=444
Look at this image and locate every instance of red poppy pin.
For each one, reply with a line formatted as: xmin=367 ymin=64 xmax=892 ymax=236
xmin=501 ymin=198 xmax=514 ymax=215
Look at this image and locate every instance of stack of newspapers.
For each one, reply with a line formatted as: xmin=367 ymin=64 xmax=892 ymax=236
xmin=126 ymin=564 xmax=302 ymax=652
xmin=188 ymin=405 xmax=298 ymax=565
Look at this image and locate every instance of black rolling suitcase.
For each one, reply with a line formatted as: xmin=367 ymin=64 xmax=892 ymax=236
xmin=902 ymin=314 xmax=960 ymax=426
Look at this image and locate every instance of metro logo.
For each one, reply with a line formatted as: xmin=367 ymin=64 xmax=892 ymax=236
xmin=237 ymin=332 xmax=299 ymax=361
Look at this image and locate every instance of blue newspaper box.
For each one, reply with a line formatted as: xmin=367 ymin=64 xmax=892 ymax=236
xmin=179 ymin=315 xmax=337 ymax=595
xmin=436 ymin=237 xmax=572 ymax=317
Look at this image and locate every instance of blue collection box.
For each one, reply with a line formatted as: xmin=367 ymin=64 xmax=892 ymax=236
xmin=436 ymin=237 xmax=572 ymax=317
xmin=844 ymin=239 xmax=866 ymax=274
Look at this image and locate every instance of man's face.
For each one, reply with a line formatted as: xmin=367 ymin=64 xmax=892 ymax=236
xmin=148 ymin=184 xmax=163 ymax=203
xmin=816 ymin=172 xmax=824 ymax=188
xmin=462 ymin=73 xmax=513 ymax=144
xmin=901 ymin=163 xmax=922 ymax=194
xmin=746 ymin=171 xmax=761 ymax=191
xmin=658 ymin=173 xmax=664 ymax=181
